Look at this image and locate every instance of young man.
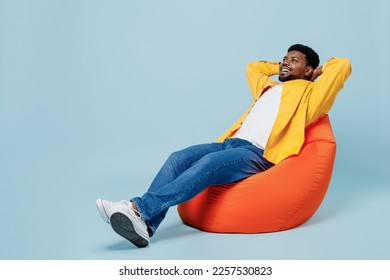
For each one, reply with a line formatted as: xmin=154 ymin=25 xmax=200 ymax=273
xmin=96 ymin=44 xmax=352 ymax=248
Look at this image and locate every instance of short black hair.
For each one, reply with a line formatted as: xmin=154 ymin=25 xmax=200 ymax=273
xmin=288 ymin=44 xmax=320 ymax=69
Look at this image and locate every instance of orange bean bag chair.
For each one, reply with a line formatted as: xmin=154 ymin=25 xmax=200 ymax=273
xmin=177 ymin=114 xmax=336 ymax=233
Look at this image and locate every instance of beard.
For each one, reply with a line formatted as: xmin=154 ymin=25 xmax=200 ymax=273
xmin=278 ymin=73 xmax=294 ymax=82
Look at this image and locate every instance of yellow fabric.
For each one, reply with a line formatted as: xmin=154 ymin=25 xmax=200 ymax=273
xmin=217 ymin=57 xmax=352 ymax=164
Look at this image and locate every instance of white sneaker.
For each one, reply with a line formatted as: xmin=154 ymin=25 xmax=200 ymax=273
xmin=96 ymin=199 xmax=130 ymax=224
xmin=96 ymin=199 xmax=150 ymax=248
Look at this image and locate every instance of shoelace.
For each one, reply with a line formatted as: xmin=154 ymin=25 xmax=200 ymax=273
xmin=110 ymin=200 xmax=144 ymax=220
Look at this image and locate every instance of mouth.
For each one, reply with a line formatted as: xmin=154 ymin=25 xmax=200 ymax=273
xmin=280 ymin=67 xmax=291 ymax=74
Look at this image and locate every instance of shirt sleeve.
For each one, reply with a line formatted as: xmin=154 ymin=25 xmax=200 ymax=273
xmin=306 ymin=57 xmax=352 ymax=123
xmin=246 ymin=61 xmax=281 ymax=100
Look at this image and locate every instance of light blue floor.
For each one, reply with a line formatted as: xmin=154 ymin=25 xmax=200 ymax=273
xmin=1 ymin=0 xmax=389 ymax=260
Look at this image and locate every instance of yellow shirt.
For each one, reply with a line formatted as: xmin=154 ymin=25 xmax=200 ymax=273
xmin=217 ymin=57 xmax=352 ymax=164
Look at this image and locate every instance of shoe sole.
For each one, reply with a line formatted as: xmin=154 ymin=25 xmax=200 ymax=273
xmin=110 ymin=212 xmax=149 ymax=248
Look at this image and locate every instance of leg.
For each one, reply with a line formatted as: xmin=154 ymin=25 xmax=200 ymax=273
xmin=134 ymin=141 xmax=273 ymax=234
xmin=137 ymin=142 xmax=224 ymax=235
xmin=147 ymin=142 xmax=224 ymax=192
xmin=96 ymin=139 xmax=273 ymax=247
xmin=96 ymin=142 xmax=225 ymax=246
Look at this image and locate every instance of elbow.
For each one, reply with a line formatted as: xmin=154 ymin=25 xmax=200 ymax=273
xmin=246 ymin=62 xmax=259 ymax=74
xmin=325 ymin=57 xmax=352 ymax=78
xmin=339 ymin=58 xmax=353 ymax=76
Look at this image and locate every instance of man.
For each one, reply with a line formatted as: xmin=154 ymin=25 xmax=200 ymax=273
xmin=96 ymin=44 xmax=352 ymax=248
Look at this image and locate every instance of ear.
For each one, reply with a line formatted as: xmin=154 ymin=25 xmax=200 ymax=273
xmin=304 ymin=66 xmax=314 ymax=78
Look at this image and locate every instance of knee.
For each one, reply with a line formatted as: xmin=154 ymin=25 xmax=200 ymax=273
xmin=165 ymin=150 xmax=188 ymax=173
xmin=167 ymin=150 xmax=185 ymax=165
xmin=167 ymin=145 xmax=196 ymax=164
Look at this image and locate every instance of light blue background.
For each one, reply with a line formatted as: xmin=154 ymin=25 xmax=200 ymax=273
xmin=1 ymin=0 xmax=389 ymax=259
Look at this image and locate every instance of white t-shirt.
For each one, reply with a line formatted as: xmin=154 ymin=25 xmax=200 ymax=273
xmin=234 ymin=84 xmax=283 ymax=149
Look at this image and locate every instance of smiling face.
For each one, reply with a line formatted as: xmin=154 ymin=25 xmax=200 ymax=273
xmin=278 ymin=50 xmax=314 ymax=82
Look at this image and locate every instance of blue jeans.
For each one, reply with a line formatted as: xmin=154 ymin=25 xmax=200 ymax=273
xmin=132 ymin=138 xmax=274 ymax=236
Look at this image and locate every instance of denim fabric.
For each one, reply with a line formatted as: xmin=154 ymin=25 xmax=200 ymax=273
xmin=132 ymin=138 xmax=274 ymax=236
